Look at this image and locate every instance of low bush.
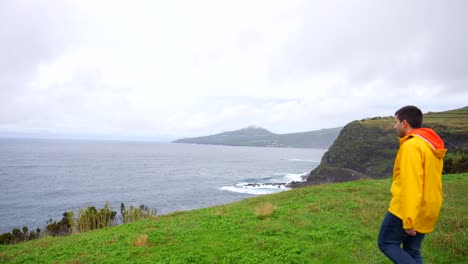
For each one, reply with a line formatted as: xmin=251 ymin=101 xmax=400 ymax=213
xmin=444 ymin=151 xmax=468 ymax=174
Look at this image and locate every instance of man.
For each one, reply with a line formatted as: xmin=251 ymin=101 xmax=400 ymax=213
xmin=378 ymin=105 xmax=447 ymax=263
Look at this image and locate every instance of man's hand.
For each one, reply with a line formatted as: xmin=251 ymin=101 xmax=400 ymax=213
xmin=405 ymin=228 xmax=417 ymax=236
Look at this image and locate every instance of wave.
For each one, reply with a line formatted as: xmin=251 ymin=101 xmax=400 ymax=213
xmin=219 ymin=173 xmax=307 ymax=195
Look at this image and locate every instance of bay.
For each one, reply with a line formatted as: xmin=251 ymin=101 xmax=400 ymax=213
xmin=0 ymin=138 xmax=325 ymax=233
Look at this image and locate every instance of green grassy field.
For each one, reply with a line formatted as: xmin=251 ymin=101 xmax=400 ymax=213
xmin=361 ymin=107 xmax=468 ymax=132
xmin=1 ymin=173 xmax=466 ymax=264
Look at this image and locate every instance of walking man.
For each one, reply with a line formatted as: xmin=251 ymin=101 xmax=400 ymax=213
xmin=378 ymin=105 xmax=447 ymax=263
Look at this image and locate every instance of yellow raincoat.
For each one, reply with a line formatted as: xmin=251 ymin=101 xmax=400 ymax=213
xmin=388 ymin=128 xmax=447 ymax=233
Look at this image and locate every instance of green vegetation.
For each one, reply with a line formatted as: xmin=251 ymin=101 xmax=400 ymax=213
xmin=307 ymin=107 xmax=468 ymax=184
xmin=425 ymin=109 xmax=468 ymax=134
xmin=0 ymin=203 xmax=157 ymax=245
xmin=444 ymin=151 xmax=468 ymax=174
xmin=1 ymin=173 xmax=466 ymax=263
xmin=0 ymin=227 xmax=41 ymax=246
xmin=120 ymin=203 xmax=158 ymax=224
xmin=74 ymin=204 xmax=117 ymax=233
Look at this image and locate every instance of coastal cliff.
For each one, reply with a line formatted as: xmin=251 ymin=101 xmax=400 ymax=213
xmin=291 ymin=107 xmax=468 ymax=187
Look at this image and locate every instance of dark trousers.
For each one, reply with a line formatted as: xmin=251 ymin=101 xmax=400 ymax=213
xmin=378 ymin=211 xmax=425 ymax=264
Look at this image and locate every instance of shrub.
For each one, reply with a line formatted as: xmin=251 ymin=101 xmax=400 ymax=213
xmin=444 ymin=151 xmax=468 ymax=174
xmin=46 ymin=212 xmax=73 ymax=236
xmin=77 ymin=203 xmax=117 ymax=232
xmin=2 ymin=202 xmax=155 ymax=245
xmin=0 ymin=227 xmax=41 ymax=245
xmin=121 ymin=203 xmax=157 ymax=224
xmin=0 ymin=232 xmax=14 ymax=245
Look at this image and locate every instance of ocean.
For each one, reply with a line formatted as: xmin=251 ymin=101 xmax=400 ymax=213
xmin=0 ymin=138 xmax=326 ymax=233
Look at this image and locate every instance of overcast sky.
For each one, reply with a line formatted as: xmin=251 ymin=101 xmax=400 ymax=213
xmin=1 ymin=0 xmax=467 ymax=141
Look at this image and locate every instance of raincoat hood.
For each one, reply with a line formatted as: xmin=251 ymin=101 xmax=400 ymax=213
xmin=402 ymin=128 xmax=447 ymax=158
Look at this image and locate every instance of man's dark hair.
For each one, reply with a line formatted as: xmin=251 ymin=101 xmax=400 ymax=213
xmin=395 ymin=105 xmax=423 ymax=128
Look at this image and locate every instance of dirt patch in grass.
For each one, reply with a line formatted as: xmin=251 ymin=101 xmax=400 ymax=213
xmin=133 ymin=234 xmax=148 ymax=247
xmin=254 ymin=203 xmax=278 ymax=219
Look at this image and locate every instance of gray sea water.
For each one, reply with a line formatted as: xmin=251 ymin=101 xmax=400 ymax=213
xmin=0 ymin=138 xmax=326 ymax=233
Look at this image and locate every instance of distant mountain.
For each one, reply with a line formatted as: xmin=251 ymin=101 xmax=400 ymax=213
xmin=172 ymin=126 xmax=342 ymax=149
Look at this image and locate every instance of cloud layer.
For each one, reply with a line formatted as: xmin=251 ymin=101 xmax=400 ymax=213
xmin=1 ymin=0 xmax=467 ymax=140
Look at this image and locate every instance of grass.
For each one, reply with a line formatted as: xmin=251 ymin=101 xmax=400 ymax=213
xmin=360 ymin=107 xmax=468 ymax=132
xmin=425 ymin=108 xmax=468 ymax=133
xmin=1 ymin=173 xmax=466 ymax=263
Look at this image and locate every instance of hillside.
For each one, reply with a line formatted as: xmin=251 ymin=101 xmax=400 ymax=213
xmin=1 ymin=173 xmax=466 ymax=263
xmin=294 ymin=107 xmax=468 ymax=187
xmin=172 ymin=126 xmax=342 ymax=149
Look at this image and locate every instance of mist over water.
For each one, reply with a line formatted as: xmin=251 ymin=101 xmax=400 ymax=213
xmin=0 ymin=138 xmax=325 ymax=233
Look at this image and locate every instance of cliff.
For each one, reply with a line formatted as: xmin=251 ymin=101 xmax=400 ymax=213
xmin=291 ymin=107 xmax=468 ymax=187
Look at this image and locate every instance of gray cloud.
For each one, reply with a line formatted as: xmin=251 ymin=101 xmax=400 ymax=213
xmin=0 ymin=1 xmax=466 ymax=140
xmin=0 ymin=1 xmax=82 ymax=128
xmin=270 ymin=0 xmax=468 ymax=91
xmin=0 ymin=1 xmax=77 ymax=74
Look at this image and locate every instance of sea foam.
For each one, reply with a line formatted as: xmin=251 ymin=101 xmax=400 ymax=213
xmin=219 ymin=172 xmax=307 ymax=195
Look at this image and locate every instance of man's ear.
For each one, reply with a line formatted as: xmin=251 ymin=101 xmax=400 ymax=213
xmin=402 ymin=120 xmax=409 ymax=128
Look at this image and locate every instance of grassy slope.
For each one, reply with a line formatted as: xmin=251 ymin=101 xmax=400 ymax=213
xmin=1 ymin=173 xmax=466 ymax=264
xmin=362 ymin=108 xmax=468 ymax=132
xmin=424 ymin=109 xmax=468 ymax=133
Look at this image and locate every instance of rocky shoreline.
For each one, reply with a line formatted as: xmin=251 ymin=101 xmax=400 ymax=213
xmin=244 ymin=182 xmax=287 ymax=188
